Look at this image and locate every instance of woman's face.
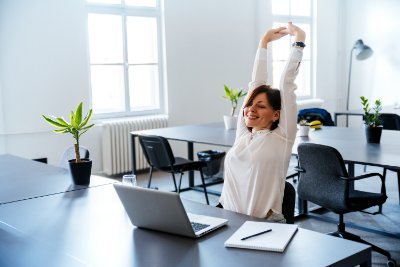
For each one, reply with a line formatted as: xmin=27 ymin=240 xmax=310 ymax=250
xmin=244 ymin=93 xmax=280 ymax=131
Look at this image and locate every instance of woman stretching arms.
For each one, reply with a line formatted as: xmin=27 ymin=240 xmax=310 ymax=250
xmin=219 ymin=22 xmax=305 ymax=223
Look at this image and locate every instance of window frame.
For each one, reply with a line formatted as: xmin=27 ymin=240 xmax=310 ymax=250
xmin=86 ymin=0 xmax=166 ymax=119
xmin=271 ymin=0 xmax=315 ymax=99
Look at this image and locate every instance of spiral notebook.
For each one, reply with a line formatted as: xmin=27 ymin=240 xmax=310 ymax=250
xmin=224 ymin=221 xmax=298 ymax=252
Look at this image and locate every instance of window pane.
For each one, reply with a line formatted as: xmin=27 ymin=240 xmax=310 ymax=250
xmin=272 ymin=22 xmax=311 ymax=60
xmin=272 ymin=61 xmax=286 ymax=88
xmin=295 ymin=23 xmax=311 ymax=60
xmin=271 ymin=0 xmax=289 ymax=15
xmin=272 ymin=22 xmax=291 ymax=61
xmin=126 ymin=17 xmax=158 ymax=64
xmin=91 ymin=65 xmax=125 ymax=113
xmin=291 ymin=0 xmax=311 ymax=16
xmin=125 ymin=0 xmax=156 ymax=7
xmin=295 ymin=60 xmax=311 ymax=96
xmin=88 ymin=14 xmax=123 ymax=64
xmin=129 ymin=65 xmax=159 ymax=110
xmin=272 ymin=60 xmax=311 ymax=97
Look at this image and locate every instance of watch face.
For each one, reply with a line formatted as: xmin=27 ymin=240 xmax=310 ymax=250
xmin=293 ymin=42 xmax=305 ymax=47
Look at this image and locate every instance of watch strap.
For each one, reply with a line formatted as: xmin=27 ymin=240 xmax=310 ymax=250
xmin=292 ymin=42 xmax=306 ymax=48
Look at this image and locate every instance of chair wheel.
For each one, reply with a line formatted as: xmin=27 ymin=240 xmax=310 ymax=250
xmin=387 ymin=259 xmax=397 ymax=267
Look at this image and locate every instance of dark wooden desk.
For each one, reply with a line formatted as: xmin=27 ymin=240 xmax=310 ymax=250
xmin=131 ymin=123 xmax=400 ymax=176
xmin=0 ymin=154 xmax=115 ymax=204
xmin=0 ymin=184 xmax=371 ymax=267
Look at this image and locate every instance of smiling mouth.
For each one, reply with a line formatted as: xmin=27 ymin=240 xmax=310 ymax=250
xmin=247 ymin=114 xmax=259 ymax=120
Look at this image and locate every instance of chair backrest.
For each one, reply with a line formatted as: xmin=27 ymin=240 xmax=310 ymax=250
xmin=298 ymin=108 xmax=335 ymax=126
xmin=282 ymin=181 xmax=296 ymax=224
xmin=59 ymin=146 xmax=90 ymax=169
xmin=297 ymin=143 xmax=350 ymax=213
xmin=379 ymin=113 xmax=400 ymax=130
xmin=138 ymin=135 xmax=175 ymax=169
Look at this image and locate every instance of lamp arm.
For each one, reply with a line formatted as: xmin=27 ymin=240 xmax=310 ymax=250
xmin=346 ymin=48 xmax=355 ymax=111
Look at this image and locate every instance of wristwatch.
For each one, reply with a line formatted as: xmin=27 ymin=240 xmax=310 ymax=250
xmin=292 ymin=42 xmax=306 ymax=48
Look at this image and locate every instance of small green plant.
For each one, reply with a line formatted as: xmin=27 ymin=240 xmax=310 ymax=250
xmin=360 ymin=96 xmax=382 ymax=127
xmin=223 ymin=85 xmax=247 ymax=116
xmin=299 ymin=119 xmax=309 ymax=126
xmin=42 ymin=102 xmax=94 ymax=162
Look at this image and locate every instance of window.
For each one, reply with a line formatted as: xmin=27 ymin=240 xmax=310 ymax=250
xmin=270 ymin=0 xmax=314 ymax=98
xmin=87 ymin=0 xmax=164 ymax=117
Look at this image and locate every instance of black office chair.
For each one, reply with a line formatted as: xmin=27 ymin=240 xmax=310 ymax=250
xmin=296 ymin=143 xmax=396 ymax=266
xmin=58 ymin=146 xmax=90 ymax=169
xmin=282 ymin=181 xmax=296 ymax=224
xmin=380 ymin=113 xmax=400 ymax=130
xmin=364 ymin=113 xmax=400 ymax=208
xmin=138 ymin=135 xmax=209 ymax=205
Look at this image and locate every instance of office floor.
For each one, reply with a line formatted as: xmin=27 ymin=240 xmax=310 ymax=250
xmin=105 ymin=164 xmax=400 ymax=267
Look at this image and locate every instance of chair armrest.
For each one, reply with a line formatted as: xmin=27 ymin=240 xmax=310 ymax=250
xmin=339 ymin=173 xmax=386 ymax=195
xmin=293 ymin=166 xmax=305 ymax=173
xmin=339 ymin=172 xmax=383 ymax=181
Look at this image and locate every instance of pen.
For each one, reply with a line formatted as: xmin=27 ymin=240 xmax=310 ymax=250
xmin=241 ymin=229 xmax=272 ymax=241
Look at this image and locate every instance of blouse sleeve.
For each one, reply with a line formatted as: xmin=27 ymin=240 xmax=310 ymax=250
xmin=235 ymin=48 xmax=268 ymax=139
xmin=277 ymin=47 xmax=303 ymax=141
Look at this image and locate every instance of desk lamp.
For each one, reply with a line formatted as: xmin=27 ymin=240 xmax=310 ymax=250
xmin=346 ymin=39 xmax=373 ymax=126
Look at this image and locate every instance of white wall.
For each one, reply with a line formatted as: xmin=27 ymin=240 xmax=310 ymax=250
xmin=0 ymin=0 xmax=102 ymax=167
xmin=341 ymin=0 xmax=400 ymax=126
xmin=314 ymin=0 xmax=341 ymax=114
xmin=164 ymin=0 xmax=258 ymax=126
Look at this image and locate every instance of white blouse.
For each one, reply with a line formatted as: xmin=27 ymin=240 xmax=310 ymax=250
xmin=219 ymin=47 xmax=303 ymax=218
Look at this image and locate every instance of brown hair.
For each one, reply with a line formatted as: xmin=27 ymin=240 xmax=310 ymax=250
xmin=243 ymin=85 xmax=281 ymax=132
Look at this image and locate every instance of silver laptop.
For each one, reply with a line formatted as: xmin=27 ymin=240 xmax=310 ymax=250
xmin=113 ymin=184 xmax=228 ymax=238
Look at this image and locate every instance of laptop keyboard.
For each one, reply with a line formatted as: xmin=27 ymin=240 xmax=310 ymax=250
xmin=191 ymin=222 xmax=210 ymax=232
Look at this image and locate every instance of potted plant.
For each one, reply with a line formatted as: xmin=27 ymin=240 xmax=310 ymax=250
xmin=223 ymin=84 xmax=247 ymax=130
xmin=298 ymin=119 xmax=310 ymax=137
xmin=360 ymin=96 xmax=382 ymax=143
xmin=42 ymin=102 xmax=95 ymax=185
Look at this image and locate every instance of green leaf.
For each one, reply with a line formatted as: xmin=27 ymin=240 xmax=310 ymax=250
xmin=56 ymin=117 xmax=69 ymax=127
xmin=79 ymin=109 xmax=93 ymax=128
xmin=70 ymin=111 xmax=77 ymax=128
xmin=54 ymin=128 xmax=69 ymax=133
xmin=42 ymin=115 xmax=66 ymax=128
xmin=78 ymin=124 xmax=95 ymax=137
xmin=75 ymin=102 xmax=83 ymax=126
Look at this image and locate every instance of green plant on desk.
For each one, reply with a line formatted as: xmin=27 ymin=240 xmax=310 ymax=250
xmin=360 ymin=96 xmax=382 ymax=127
xmin=299 ymin=119 xmax=309 ymax=126
xmin=223 ymin=85 xmax=247 ymax=117
xmin=360 ymin=96 xmax=383 ymax=144
xmin=42 ymin=102 xmax=94 ymax=163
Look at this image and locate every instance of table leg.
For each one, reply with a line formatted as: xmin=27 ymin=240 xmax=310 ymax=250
xmin=360 ymin=257 xmax=372 ymax=267
xmin=298 ymin=197 xmax=308 ymax=215
xmin=131 ymin=134 xmax=137 ymax=175
xmin=188 ymin=142 xmax=194 ymax=187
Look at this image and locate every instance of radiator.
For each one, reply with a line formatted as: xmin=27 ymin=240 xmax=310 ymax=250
xmin=102 ymin=115 xmax=169 ymax=175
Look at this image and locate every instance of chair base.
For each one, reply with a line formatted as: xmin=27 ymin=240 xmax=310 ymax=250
xmin=329 ymin=219 xmax=395 ymax=266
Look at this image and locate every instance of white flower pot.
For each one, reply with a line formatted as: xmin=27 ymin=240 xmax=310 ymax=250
xmin=223 ymin=115 xmax=238 ymax=130
xmin=298 ymin=125 xmax=310 ymax=137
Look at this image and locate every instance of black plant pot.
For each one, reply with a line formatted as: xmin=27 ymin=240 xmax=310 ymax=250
xmin=68 ymin=158 xmax=92 ymax=185
xmin=365 ymin=126 xmax=383 ymax=144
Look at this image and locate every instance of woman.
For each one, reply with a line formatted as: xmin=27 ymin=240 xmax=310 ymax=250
xmin=219 ymin=22 xmax=305 ymax=222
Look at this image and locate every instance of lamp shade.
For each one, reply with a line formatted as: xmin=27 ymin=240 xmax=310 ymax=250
xmin=353 ymin=39 xmax=373 ymax=60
